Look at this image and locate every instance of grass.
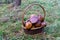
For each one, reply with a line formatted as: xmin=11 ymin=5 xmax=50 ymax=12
xmin=0 ymin=0 xmax=60 ymax=40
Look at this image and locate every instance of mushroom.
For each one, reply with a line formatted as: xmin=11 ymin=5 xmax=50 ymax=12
xmin=41 ymin=22 xmax=47 ymax=27
xmin=25 ymin=21 xmax=32 ymax=29
xmin=30 ymin=14 xmax=36 ymax=18
xmin=35 ymin=20 xmax=41 ymax=27
xmin=30 ymin=15 xmax=38 ymax=24
xmin=38 ymin=14 xmax=44 ymax=22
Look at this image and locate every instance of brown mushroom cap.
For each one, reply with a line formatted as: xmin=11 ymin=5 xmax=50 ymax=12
xmin=41 ymin=22 xmax=47 ymax=27
xmin=30 ymin=14 xmax=36 ymax=18
xmin=30 ymin=16 xmax=38 ymax=24
xmin=25 ymin=21 xmax=32 ymax=29
xmin=38 ymin=14 xmax=44 ymax=22
xmin=35 ymin=20 xmax=41 ymax=27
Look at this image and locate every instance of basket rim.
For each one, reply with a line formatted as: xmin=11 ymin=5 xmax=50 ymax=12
xmin=22 ymin=26 xmax=45 ymax=30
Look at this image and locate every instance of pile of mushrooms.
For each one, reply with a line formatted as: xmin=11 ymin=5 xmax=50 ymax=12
xmin=23 ymin=14 xmax=47 ymax=29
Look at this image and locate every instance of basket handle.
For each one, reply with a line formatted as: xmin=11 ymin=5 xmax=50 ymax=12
xmin=22 ymin=3 xmax=46 ymax=25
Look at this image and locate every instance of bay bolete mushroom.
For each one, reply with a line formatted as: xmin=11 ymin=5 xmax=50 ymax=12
xmin=30 ymin=15 xmax=38 ymax=24
xmin=25 ymin=21 xmax=32 ymax=29
xmin=38 ymin=14 xmax=44 ymax=22
xmin=30 ymin=14 xmax=36 ymax=18
xmin=41 ymin=22 xmax=47 ymax=27
xmin=35 ymin=20 xmax=41 ymax=27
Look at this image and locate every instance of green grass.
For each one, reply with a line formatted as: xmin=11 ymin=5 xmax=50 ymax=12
xmin=0 ymin=0 xmax=60 ymax=40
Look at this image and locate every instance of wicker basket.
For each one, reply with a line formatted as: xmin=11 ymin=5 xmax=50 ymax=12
xmin=22 ymin=3 xmax=46 ymax=35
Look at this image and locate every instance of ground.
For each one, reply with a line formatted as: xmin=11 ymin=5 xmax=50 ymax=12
xmin=0 ymin=0 xmax=60 ymax=40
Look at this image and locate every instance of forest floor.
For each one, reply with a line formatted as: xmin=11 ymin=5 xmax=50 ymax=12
xmin=0 ymin=0 xmax=60 ymax=40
